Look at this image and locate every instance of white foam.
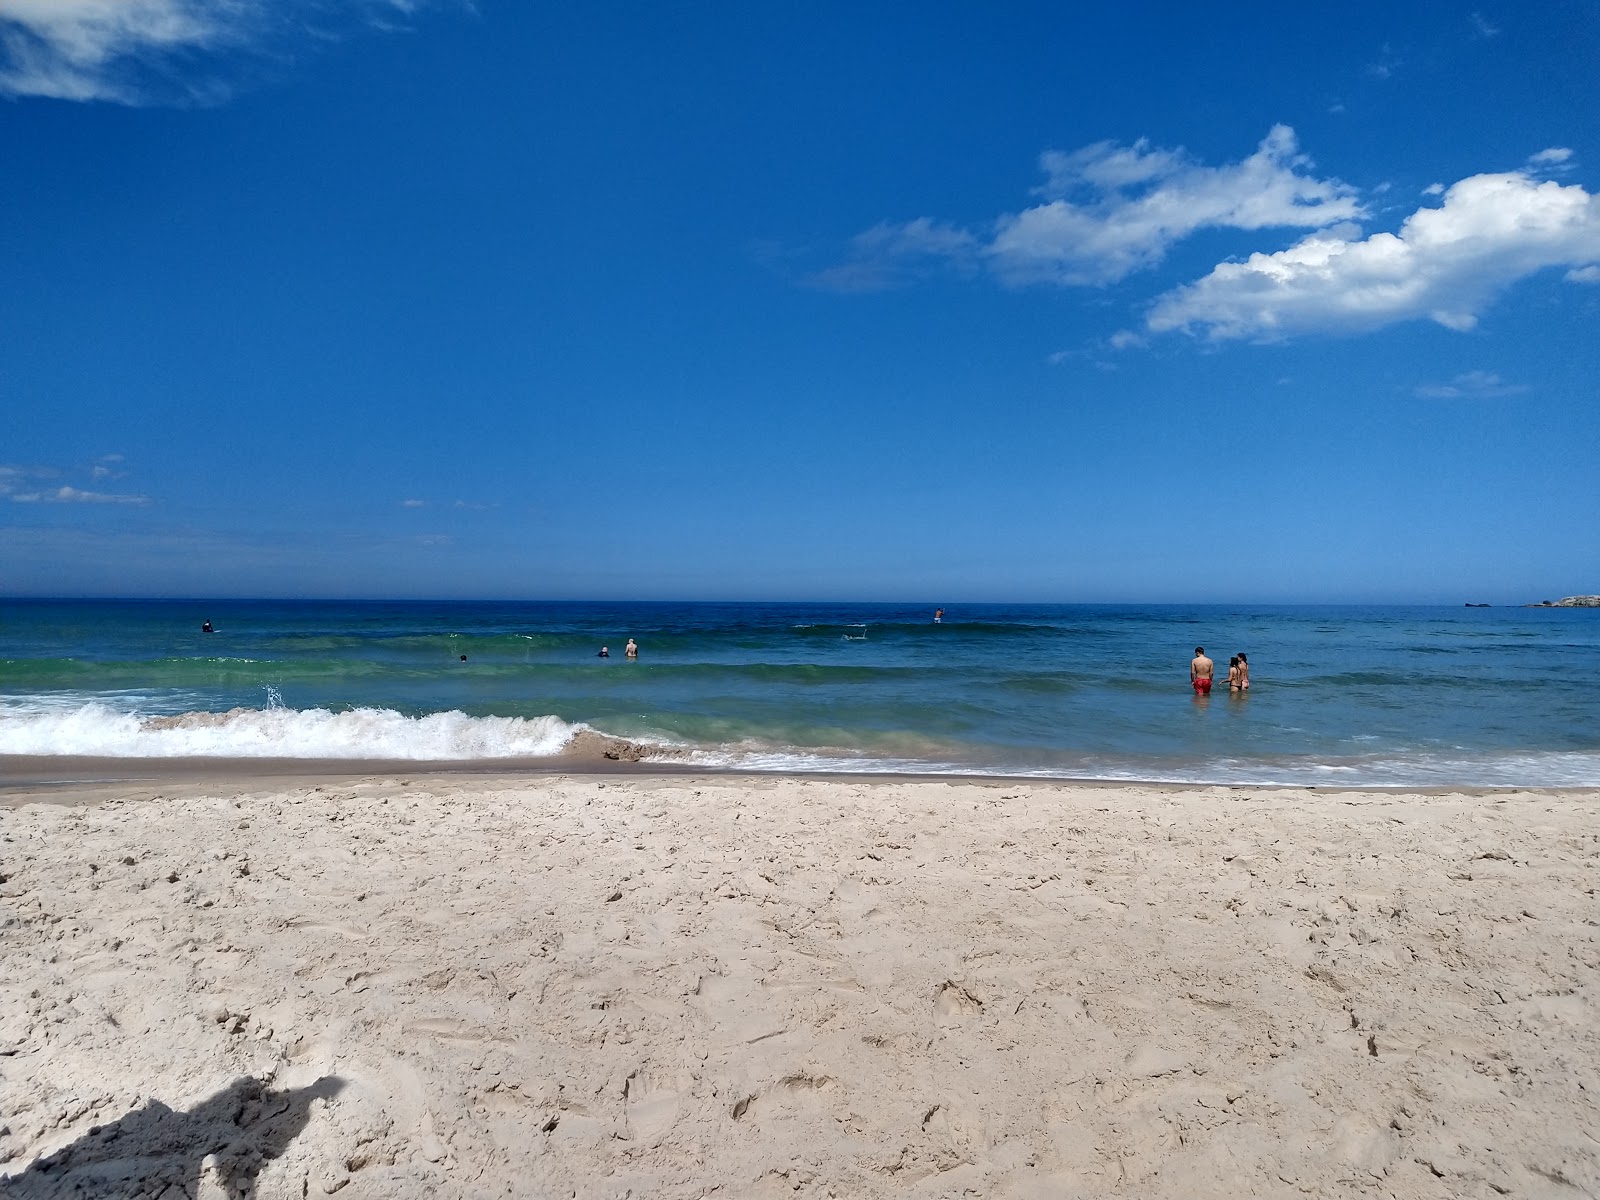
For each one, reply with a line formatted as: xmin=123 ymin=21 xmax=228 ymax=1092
xmin=0 ymin=702 xmax=581 ymax=760
xmin=663 ymin=745 xmax=1600 ymax=787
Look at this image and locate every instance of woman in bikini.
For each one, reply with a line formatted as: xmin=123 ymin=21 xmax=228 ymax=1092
xmin=1236 ymin=653 xmax=1250 ymax=692
xmin=1227 ymin=656 xmax=1241 ymax=693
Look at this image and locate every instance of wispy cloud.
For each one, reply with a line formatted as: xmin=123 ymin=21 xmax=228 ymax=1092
xmin=399 ymin=498 xmax=496 ymax=511
xmin=1146 ymin=155 xmax=1600 ymax=341
xmin=1469 ymin=12 xmax=1501 ymax=38
xmin=89 ymin=453 xmax=127 ymax=481
xmin=1366 ymin=43 xmax=1402 ymax=79
xmin=1527 ymin=147 xmax=1574 ymax=171
xmin=805 ymin=219 xmax=979 ymax=292
xmin=10 ymin=485 xmax=152 ymax=505
xmin=0 ymin=0 xmax=450 ymax=104
xmin=808 ymin=127 xmax=1361 ymax=292
xmin=1413 ymin=371 xmax=1528 ymax=399
xmin=2 ymin=458 xmax=150 ymax=504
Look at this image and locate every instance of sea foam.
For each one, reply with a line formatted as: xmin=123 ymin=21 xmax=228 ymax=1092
xmin=0 ymin=702 xmax=581 ymax=759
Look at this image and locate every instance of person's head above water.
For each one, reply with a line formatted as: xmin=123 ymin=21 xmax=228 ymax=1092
xmin=1195 ymin=646 xmax=1204 ymax=655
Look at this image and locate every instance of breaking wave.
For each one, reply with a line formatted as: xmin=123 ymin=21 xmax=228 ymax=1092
xmin=0 ymin=702 xmax=584 ymax=760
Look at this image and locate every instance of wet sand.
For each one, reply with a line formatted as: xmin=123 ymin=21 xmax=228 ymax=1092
xmin=1 ymin=773 xmax=1596 ymax=1198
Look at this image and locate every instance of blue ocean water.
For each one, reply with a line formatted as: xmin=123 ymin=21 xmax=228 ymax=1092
xmin=1 ymin=599 xmax=1597 ymax=786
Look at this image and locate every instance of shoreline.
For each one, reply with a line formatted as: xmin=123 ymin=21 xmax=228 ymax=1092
xmin=1 ymin=754 xmax=1583 ymax=803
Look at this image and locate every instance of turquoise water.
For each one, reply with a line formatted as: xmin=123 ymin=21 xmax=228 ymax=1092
xmin=1 ymin=599 xmax=1597 ymax=785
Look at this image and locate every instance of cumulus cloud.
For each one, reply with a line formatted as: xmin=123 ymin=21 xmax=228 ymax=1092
xmin=0 ymin=0 xmax=444 ymax=104
xmin=1413 ymin=371 xmax=1528 ymax=399
xmin=1146 ymin=165 xmax=1600 ymax=341
xmin=809 ymin=127 xmax=1361 ymax=291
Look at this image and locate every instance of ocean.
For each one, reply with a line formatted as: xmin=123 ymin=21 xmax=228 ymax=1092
xmin=1 ymin=599 xmax=1597 ymax=787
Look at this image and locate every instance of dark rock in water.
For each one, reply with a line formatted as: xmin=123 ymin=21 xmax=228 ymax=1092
xmin=1464 ymin=602 xmax=1491 ymax=608
xmin=561 ymin=730 xmax=691 ymax=763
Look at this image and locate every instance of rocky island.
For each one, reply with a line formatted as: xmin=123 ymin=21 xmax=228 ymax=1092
xmin=1528 ymin=595 xmax=1600 ymax=607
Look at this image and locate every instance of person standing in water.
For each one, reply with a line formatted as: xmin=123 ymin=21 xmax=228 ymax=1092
xmin=1227 ymin=655 xmax=1241 ymax=693
xmin=934 ymin=608 xmax=944 ymax=623
xmin=1236 ymin=652 xmax=1249 ymax=691
xmin=1190 ymin=646 xmax=1214 ymax=696
xmin=625 ymin=638 xmax=638 ymax=659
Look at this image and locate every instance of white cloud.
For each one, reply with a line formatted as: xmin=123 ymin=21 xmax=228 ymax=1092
xmin=1367 ymin=44 xmax=1402 ymax=79
xmin=812 ymin=127 xmax=1361 ymax=292
xmin=1146 ymin=168 xmax=1600 ymax=341
xmin=1414 ymin=371 xmax=1527 ymax=399
xmin=11 ymin=484 xmax=151 ymax=505
xmin=401 ymin=498 xmax=427 ymax=508
xmin=89 ymin=454 xmax=127 ymax=481
xmin=1422 ymin=182 xmax=1445 ymax=196
xmin=1529 ymin=147 xmax=1573 ymax=166
xmin=1566 ymin=264 xmax=1600 ymax=284
xmin=2 ymin=457 xmax=150 ymax=504
xmin=989 ymin=127 xmax=1363 ymax=286
xmin=805 ymin=218 xmax=979 ymax=291
xmin=1470 ymin=12 xmax=1500 ymax=38
xmin=0 ymin=0 xmax=442 ymax=104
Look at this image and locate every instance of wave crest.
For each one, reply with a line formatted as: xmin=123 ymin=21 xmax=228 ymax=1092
xmin=0 ymin=703 xmax=584 ymax=760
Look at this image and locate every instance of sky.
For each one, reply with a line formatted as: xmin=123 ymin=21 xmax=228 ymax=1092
xmin=1 ymin=0 xmax=1597 ymax=603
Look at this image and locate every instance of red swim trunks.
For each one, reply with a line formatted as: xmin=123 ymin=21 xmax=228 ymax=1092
xmin=1193 ymin=676 xmax=1212 ymax=695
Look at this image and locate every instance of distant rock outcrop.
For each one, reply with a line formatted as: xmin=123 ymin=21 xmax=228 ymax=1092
xmin=1527 ymin=595 xmax=1600 ymax=608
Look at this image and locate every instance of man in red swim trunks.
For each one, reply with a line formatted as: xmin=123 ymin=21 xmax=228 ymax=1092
xmin=1190 ymin=646 xmax=1214 ymax=695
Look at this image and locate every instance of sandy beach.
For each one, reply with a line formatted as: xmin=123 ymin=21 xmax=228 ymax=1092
xmin=1 ymin=770 xmax=1596 ymax=1199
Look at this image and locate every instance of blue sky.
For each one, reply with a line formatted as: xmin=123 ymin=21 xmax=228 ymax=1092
xmin=2 ymin=1 xmax=1597 ymax=602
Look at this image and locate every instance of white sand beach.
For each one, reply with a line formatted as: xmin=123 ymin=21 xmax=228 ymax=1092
xmin=1 ymin=772 xmax=1596 ymax=1199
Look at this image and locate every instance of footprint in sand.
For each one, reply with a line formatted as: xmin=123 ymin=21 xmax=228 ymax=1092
xmin=933 ymin=981 xmax=983 ymax=1026
xmin=731 ymin=1073 xmax=837 ymax=1125
xmin=624 ymin=1069 xmax=690 ymax=1143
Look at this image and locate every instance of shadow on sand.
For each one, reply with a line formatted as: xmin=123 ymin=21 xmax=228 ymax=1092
xmin=2 ymin=1075 xmax=344 ymax=1199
